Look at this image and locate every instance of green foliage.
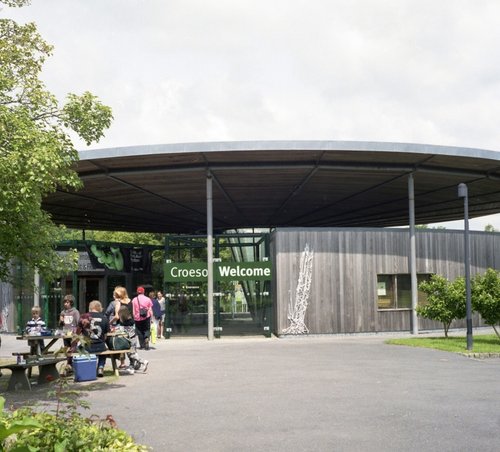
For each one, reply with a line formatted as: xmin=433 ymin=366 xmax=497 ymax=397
xmin=0 ymin=396 xmax=42 ymax=447
xmin=85 ymin=231 xmax=163 ymax=246
xmin=1 ymin=0 xmax=31 ymax=7
xmin=415 ymin=225 xmax=446 ymax=230
xmin=0 ymin=371 xmax=149 ymax=451
xmin=0 ymin=6 xmax=112 ymax=283
xmin=417 ymin=274 xmax=466 ymax=337
xmin=4 ymin=409 xmax=148 ymax=451
xmin=63 ymin=92 xmax=112 ymax=146
xmin=484 ymin=224 xmax=497 ymax=232
xmin=472 ymin=268 xmax=500 ymax=338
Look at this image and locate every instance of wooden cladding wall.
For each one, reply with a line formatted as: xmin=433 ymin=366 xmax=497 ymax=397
xmin=272 ymin=228 xmax=500 ymax=335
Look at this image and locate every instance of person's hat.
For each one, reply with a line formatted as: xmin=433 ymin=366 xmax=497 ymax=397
xmin=137 ymin=286 xmax=145 ymax=294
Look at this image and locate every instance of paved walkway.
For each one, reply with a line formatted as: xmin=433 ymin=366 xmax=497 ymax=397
xmin=1 ymin=331 xmax=499 ymax=451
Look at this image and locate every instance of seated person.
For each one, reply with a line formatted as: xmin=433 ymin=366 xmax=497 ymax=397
xmin=117 ymin=305 xmax=149 ymax=374
xmin=25 ymin=306 xmax=46 ymax=353
xmin=73 ymin=300 xmax=109 ymax=378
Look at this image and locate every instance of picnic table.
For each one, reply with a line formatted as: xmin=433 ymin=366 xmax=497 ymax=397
xmin=5 ymin=332 xmax=131 ymax=389
xmin=16 ymin=334 xmax=70 ymax=356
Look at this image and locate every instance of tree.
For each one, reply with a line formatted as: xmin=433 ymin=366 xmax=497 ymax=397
xmin=484 ymin=224 xmax=497 ymax=233
xmin=417 ymin=274 xmax=466 ymax=337
xmin=0 ymin=1 xmax=112 ymax=282
xmin=472 ymin=268 xmax=500 ymax=339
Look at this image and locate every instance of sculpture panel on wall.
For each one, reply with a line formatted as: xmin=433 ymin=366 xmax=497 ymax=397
xmin=282 ymin=244 xmax=314 ymax=335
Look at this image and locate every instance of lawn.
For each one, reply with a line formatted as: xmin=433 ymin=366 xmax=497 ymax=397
xmin=386 ymin=334 xmax=500 ymax=354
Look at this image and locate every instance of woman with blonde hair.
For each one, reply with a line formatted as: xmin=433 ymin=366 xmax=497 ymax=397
xmin=112 ymin=286 xmax=133 ymax=369
xmin=113 ymin=286 xmax=133 ymax=323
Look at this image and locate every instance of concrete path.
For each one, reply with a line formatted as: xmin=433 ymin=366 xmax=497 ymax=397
xmin=1 ymin=332 xmax=499 ymax=451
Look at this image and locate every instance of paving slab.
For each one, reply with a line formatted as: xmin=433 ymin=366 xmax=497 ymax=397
xmin=1 ymin=331 xmax=499 ymax=451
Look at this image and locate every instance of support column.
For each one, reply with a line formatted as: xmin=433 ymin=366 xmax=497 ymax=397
xmin=33 ymin=269 xmax=40 ymax=307
xmin=408 ymin=174 xmax=418 ymax=334
xmin=458 ymin=183 xmax=473 ymax=350
xmin=207 ymin=172 xmax=214 ymax=340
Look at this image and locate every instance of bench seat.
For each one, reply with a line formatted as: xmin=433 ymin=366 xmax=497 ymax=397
xmin=68 ymin=349 xmax=132 ymax=377
xmin=0 ymin=357 xmax=67 ymax=391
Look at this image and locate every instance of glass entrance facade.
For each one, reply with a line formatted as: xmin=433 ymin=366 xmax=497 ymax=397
xmin=164 ymin=232 xmax=272 ymax=338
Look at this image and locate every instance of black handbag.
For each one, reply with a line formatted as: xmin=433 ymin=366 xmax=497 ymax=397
xmin=137 ymin=296 xmax=148 ymax=318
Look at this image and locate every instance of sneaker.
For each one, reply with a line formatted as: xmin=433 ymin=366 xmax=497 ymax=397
xmin=125 ymin=367 xmax=135 ymax=375
xmin=142 ymin=360 xmax=149 ymax=373
xmin=97 ymin=367 xmax=104 ymax=378
xmin=133 ymin=361 xmax=142 ymax=371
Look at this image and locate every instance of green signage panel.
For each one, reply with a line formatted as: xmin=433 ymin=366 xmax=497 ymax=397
xmin=164 ymin=261 xmax=272 ymax=282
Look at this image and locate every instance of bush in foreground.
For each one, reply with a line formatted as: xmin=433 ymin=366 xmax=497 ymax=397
xmin=0 ymin=394 xmax=149 ymax=451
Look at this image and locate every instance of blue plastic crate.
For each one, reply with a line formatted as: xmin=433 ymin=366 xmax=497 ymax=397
xmin=73 ymin=354 xmax=97 ymax=382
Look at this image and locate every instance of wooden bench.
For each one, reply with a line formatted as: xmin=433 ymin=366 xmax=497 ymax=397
xmin=0 ymin=357 xmax=67 ymax=391
xmin=68 ymin=349 xmax=132 ymax=377
xmin=12 ymin=351 xmax=59 ymax=378
xmin=96 ymin=349 xmax=133 ymax=377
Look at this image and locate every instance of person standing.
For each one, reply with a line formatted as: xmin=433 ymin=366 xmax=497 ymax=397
xmin=149 ymin=290 xmax=161 ymax=344
xmin=112 ymin=286 xmax=133 ymax=322
xmin=112 ymin=286 xmax=133 ymax=368
xmin=105 ymin=297 xmax=116 ymax=325
xmin=59 ymin=294 xmax=80 ymax=374
xmin=157 ymin=290 xmax=166 ymax=339
xmin=59 ymin=294 xmax=80 ymax=334
xmin=132 ymin=286 xmax=153 ymax=350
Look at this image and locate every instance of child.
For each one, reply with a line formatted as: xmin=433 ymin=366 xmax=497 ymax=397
xmin=25 ymin=306 xmax=46 ymax=334
xmin=59 ymin=294 xmax=80 ymax=375
xmin=25 ymin=306 xmax=46 ymax=354
xmin=118 ymin=305 xmax=149 ymax=374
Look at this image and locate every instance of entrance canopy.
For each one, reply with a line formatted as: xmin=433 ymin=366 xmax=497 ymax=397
xmin=42 ymin=140 xmax=500 ymax=233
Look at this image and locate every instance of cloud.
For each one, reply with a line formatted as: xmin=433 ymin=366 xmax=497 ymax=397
xmin=4 ymin=0 xmax=499 ymax=230
xmin=5 ymin=0 xmax=500 ymax=153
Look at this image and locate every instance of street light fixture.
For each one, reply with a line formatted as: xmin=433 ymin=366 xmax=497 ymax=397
xmin=458 ymin=183 xmax=473 ymax=350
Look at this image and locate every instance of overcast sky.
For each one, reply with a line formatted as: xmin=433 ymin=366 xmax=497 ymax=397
xmin=4 ymin=0 xmax=500 ymax=230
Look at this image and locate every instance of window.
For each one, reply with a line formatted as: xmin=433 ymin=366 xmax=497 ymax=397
xmin=377 ymin=274 xmax=431 ymax=310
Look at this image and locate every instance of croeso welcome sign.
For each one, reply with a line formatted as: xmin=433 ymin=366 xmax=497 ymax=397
xmin=164 ymin=262 xmax=272 ymax=282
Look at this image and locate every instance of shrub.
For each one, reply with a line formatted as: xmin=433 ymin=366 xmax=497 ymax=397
xmin=472 ymin=268 xmax=500 ymax=339
xmin=0 ymin=372 xmax=149 ymax=451
xmin=417 ymin=274 xmax=466 ymax=337
xmin=5 ymin=409 xmax=148 ymax=451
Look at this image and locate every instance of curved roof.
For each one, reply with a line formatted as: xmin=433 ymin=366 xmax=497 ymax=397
xmin=42 ymin=140 xmax=500 ymax=233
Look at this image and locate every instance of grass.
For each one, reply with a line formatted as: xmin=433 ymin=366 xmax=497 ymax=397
xmin=386 ymin=334 xmax=500 ymax=354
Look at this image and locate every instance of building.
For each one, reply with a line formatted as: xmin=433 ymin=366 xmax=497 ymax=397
xmin=2 ymin=141 xmax=499 ymax=336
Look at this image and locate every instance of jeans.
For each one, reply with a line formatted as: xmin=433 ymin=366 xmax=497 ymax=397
xmin=135 ymin=318 xmax=151 ymax=348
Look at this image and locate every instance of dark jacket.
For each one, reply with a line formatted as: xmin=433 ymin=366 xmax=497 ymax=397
xmin=76 ymin=312 xmax=109 ymax=353
xmin=152 ymin=298 xmax=162 ymax=319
